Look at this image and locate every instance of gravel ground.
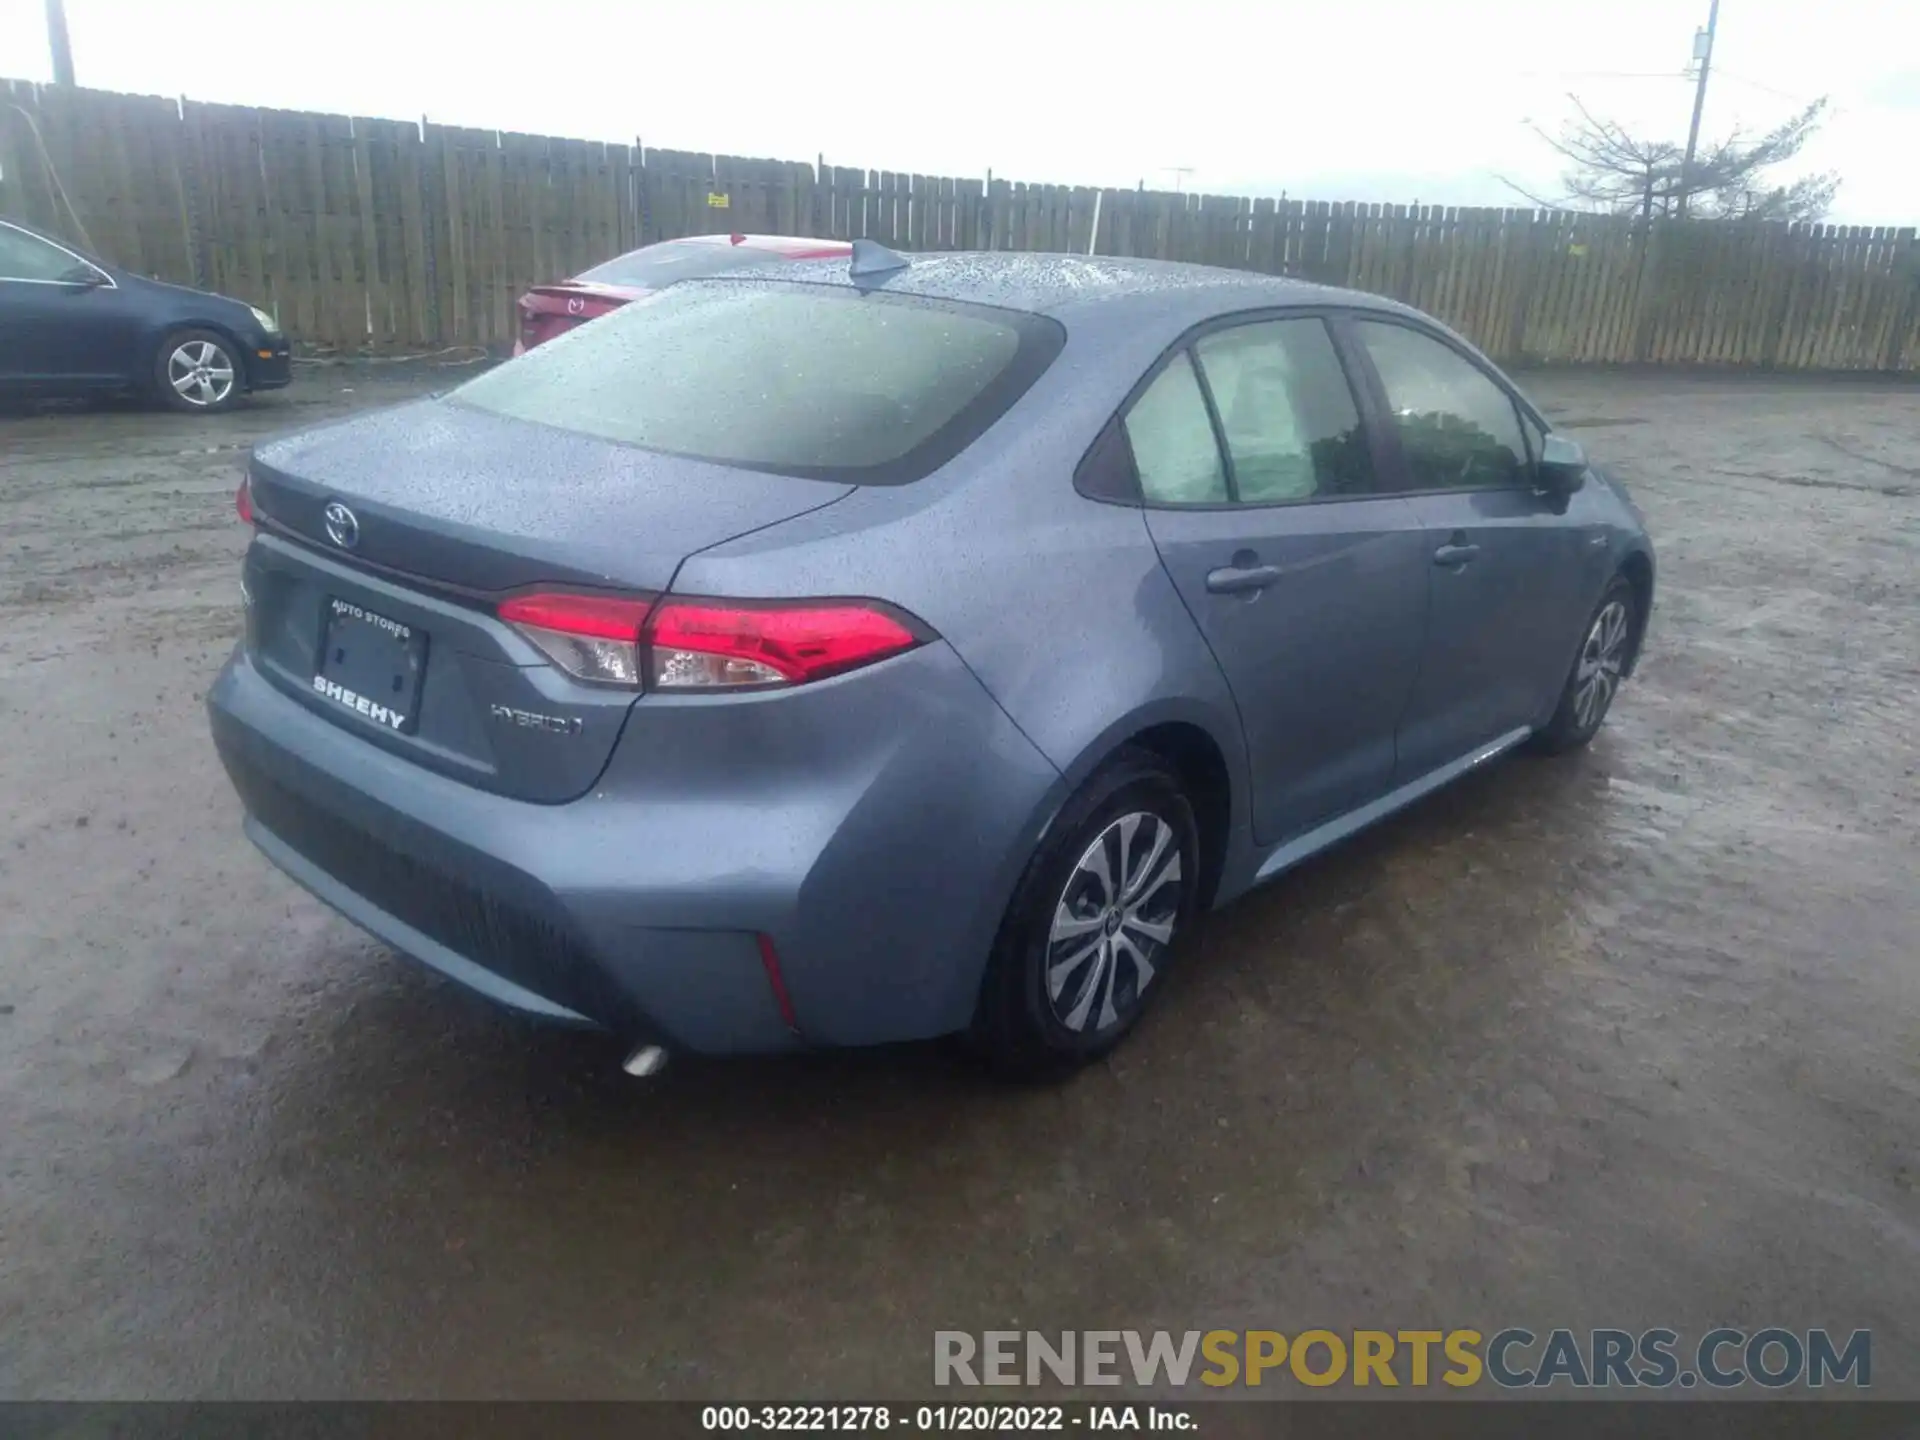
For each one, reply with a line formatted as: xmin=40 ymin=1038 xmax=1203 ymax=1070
xmin=1 ymin=365 xmax=1916 ymax=1399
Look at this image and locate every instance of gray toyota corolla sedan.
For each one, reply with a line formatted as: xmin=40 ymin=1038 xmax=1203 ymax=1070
xmin=208 ymin=245 xmax=1653 ymax=1077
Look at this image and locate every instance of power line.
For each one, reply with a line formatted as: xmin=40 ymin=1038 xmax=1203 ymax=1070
xmin=1712 ymin=68 xmax=1817 ymax=104
xmin=1515 ymin=70 xmax=1689 ymax=81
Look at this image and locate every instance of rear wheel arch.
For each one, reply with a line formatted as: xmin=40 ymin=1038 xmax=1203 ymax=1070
xmin=1050 ymin=710 xmax=1244 ymax=913
xmin=1122 ymin=722 xmax=1233 ymax=912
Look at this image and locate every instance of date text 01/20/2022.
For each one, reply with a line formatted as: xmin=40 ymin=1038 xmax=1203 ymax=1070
xmin=700 ymin=1405 xmax=1192 ymax=1431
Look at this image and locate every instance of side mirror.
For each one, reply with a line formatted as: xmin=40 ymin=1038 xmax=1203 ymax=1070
xmin=1536 ymin=433 xmax=1588 ymax=497
xmin=56 ymin=263 xmax=110 ymax=290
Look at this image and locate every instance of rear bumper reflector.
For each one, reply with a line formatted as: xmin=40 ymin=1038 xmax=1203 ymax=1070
xmin=757 ymin=932 xmax=801 ymax=1036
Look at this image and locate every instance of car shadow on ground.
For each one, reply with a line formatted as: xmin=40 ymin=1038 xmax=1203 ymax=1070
xmin=192 ymin=741 xmax=1624 ymax=1395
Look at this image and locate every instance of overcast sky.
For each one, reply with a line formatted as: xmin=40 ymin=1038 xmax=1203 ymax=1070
xmin=3 ymin=0 xmax=1915 ymax=223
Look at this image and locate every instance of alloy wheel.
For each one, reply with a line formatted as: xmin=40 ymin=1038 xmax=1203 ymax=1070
xmin=1574 ymin=599 xmax=1630 ymax=730
xmin=1045 ymin=811 xmax=1182 ymax=1033
xmin=167 ymin=340 xmax=236 ymax=408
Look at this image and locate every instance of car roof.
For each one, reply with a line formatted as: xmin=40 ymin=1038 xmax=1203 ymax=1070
xmin=754 ymin=250 xmax=1415 ymax=327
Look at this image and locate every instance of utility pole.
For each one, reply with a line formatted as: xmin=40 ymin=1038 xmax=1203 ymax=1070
xmin=45 ymin=0 xmax=76 ymax=85
xmin=1676 ymin=0 xmax=1720 ymax=218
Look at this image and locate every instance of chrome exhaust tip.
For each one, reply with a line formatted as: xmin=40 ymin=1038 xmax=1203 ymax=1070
xmin=621 ymin=1044 xmax=669 ymax=1078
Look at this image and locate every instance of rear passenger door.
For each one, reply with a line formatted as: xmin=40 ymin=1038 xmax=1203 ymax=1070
xmin=1132 ymin=314 xmax=1431 ymax=847
xmin=1346 ymin=318 xmax=1592 ymax=777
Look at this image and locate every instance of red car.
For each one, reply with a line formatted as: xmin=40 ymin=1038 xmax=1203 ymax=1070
xmin=513 ymin=233 xmax=853 ymax=353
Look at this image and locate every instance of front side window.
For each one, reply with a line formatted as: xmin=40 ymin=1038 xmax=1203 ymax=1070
xmin=451 ymin=281 xmax=1062 ymax=484
xmin=0 ymin=225 xmax=86 ymax=283
xmin=1124 ymin=352 xmax=1228 ymax=504
xmin=1193 ymin=318 xmax=1372 ymax=502
xmin=1354 ymin=320 xmax=1528 ymax=491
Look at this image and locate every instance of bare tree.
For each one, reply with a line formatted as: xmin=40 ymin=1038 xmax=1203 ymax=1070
xmin=1509 ymin=96 xmax=1839 ymax=223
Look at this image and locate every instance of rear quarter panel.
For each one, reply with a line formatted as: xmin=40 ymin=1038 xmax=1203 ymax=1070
xmin=673 ymin=312 xmax=1254 ymax=897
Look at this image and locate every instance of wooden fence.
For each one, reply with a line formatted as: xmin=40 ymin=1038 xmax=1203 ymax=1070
xmin=5 ymin=77 xmax=1919 ymax=369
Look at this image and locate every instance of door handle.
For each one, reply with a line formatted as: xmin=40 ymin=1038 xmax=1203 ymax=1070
xmin=1205 ymin=563 xmax=1281 ymax=595
xmin=1432 ymin=543 xmax=1481 ymax=569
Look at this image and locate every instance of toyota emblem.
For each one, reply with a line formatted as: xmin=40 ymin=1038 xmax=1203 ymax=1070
xmin=566 ymin=296 xmax=586 ymax=316
xmin=323 ymin=502 xmax=360 ymax=550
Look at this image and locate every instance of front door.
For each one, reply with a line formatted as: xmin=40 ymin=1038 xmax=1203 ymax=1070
xmin=1132 ymin=316 xmax=1430 ymax=846
xmin=0 ymin=223 xmax=131 ymax=387
xmin=1346 ymin=317 xmax=1592 ymax=777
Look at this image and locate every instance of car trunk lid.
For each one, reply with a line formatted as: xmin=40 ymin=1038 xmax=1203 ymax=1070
xmin=516 ymin=281 xmax=640 ymax=351
xmin=248 ymin=397 xmax=851 ymax=593
xmin=242 ymin=398 xmax=853 ymax=802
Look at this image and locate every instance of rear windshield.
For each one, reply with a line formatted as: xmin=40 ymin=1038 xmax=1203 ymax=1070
xmin=450 ymin=281 xmax=1063 ymax=484
xmin=574 ymin=239 xmax=792 ymax=289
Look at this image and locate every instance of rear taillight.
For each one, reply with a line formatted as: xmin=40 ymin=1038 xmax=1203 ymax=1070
xmin=236 ymin=476 xmax=255 ymax=524
xmin=498 ymin=592 xmax=652 ymax=686
xmin=496 ymin=592 xmax=927 ymax=691
xmin=515 ymin=294 xmax=542 ymax=350
xmin=646 ymin=599 xmax=923 ymax=689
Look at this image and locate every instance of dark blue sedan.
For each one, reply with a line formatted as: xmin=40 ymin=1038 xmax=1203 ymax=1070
xmin=0 ymin=217 xmax=290 ymax=413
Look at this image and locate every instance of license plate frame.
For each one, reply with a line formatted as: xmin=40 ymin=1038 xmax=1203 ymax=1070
xmin=312 ymin=597 xmax=428 ymax=735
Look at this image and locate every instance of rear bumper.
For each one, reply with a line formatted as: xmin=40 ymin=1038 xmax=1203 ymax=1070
xmin=245 ymin=818 xmax=602 ymax=1026
xmin=207 ymin=641 xmax=1063 ymax=1054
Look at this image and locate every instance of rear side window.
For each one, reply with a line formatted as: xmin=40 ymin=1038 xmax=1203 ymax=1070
xmin=451 ymin=282 xmax=1063 ymax=484
xmin=1193 ymin=318 xmax=1373 ymax=502
xmin=1124 ymin=353 xmax=1228 ymax=504
xmin=575 ymin=239 xmax=794 ymax=289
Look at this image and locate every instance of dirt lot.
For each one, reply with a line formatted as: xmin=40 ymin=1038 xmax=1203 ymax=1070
xmin=2 ymin=365 xmax=1916 ymax=1399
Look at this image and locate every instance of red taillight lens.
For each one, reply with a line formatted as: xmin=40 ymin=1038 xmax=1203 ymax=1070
xmin=645 ymin=599 xmax=924 ymax=689
xmin=495 ymin=591 xmax=927 ymax=690
xmin=499 ymin=592 xmax=652 ymax=639
xmin=499 ymin=591 xmax=652 ymax=686
xmin=236 ymin=476 xmax=254 ymax=524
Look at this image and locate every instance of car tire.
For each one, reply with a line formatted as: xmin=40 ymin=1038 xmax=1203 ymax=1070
xmin=154 ymin=328 xmax=243 ymax=414
xmin=969 ymin=749 xmax=1200 ymax=1080
xmin=1530 ymin=574 xmax=1638 ymax=754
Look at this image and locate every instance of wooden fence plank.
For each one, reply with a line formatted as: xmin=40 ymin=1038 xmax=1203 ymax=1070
xmin=348 ymin=120 xmax=385 ymax=348
xmin=6 ymin=77 xmax=1917 ymax=364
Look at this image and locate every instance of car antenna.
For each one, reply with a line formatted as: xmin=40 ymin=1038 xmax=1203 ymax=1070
xmin=849 ymin=238 xmax=910 ymax=280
